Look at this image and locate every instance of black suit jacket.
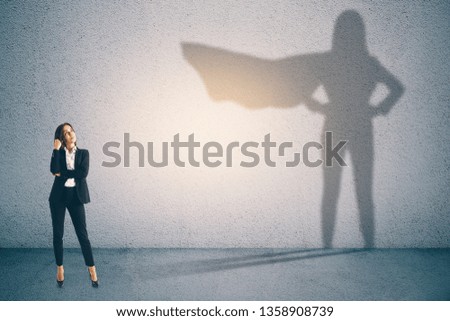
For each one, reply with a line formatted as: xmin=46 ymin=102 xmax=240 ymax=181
xmin=49 ymin=148 xmax=91 ymax=204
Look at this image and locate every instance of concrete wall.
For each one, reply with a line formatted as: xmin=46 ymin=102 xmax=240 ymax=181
xmin=1 ymin=1 xmax=449 ymax=248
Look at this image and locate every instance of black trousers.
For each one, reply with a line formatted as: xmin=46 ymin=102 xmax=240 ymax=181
xmin=49 ymin=187 xmax=95 ymax=267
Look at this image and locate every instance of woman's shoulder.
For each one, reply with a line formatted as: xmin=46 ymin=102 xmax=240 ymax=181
xmin=76 ymin=148 xmax=89 ymax=156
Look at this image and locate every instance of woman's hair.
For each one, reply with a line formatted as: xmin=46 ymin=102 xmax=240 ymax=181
xmin=54 ymin=122 xmax=75 ymax=147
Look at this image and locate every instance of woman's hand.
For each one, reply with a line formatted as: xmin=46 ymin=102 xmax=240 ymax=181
xmin=54 ymin=139 xmax=62 ymax=150
xmin=369 ymin=104 xmax=388 ymax=117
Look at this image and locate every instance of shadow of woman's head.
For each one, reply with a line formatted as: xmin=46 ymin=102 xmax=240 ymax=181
xmin=332 ymin=10 xmax=368 ymax=56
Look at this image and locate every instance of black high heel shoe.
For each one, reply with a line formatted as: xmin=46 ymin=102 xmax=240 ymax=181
xmin=56 ymin=279 xmax=64 ymax=287
xmin=88 ymin=268 xmax=99 ymax=288
xmin=56 ymin=267 xmax=64 ymax=287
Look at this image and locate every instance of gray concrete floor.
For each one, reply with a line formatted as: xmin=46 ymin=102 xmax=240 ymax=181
xmin=0 ymin=248 xmax=449 ymax=300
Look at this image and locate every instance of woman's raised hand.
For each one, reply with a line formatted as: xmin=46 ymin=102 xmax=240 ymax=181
xmin=54 ymin=139 xmax=62 ymax=150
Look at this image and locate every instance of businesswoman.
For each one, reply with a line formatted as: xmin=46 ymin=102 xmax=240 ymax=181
xmin=49 ymin=122 xmax=98 ymax=287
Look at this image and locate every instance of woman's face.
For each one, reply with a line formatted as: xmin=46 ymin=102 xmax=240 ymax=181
xmin=62 ymin=124 xmax=77 ymax=147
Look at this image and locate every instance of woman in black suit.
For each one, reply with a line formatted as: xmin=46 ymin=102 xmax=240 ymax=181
xmin=49 ymin=122 xmax=99 ymax=287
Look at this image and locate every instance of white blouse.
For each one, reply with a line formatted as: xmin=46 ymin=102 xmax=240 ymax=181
xmin=64 ymin=146 xmax=77 ymax=187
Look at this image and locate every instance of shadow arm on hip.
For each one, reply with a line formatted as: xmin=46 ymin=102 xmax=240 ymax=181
xmin=372 ymin=60 xmax=405 ymax=116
